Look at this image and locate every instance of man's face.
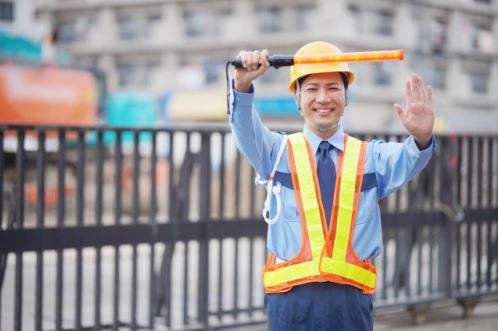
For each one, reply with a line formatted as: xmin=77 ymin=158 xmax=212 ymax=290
xmin=297 ymin=72 xmax=346 ymax=139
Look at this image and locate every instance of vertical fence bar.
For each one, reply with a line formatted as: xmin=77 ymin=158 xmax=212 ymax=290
xmin=149 ymin=131 xmax=158 ymax=328
xmin=183 ymin=241 xmax=189 ymax=326
xmin=0 ymin=130 xmax=3 ymax=231
xmin=113 ymin=130 xmax=123 ymax=330
xmin=217 ymin=133 xmax=226 ymax=321
xmin=476 ymin=138 xmax=483 ymax=290
xmin=455 ymin=136 xmax=463 ymax=291
xmin=35 ymin=130 xmax=46 ymax=331
xmin=163 ymin=131 xmax=175 ymax=328
xmin=486 ymin=137 xmax=493 ymax=288
xmin=14 ymin=129 xmax=25 ymax=331
xmin=217 ymin=239 xmax=224 ymax=321
xmin=56 ymin=128 xmax=66 ymax=331
xmin=248 ymin=237 xmax=254 ymax=318
xmin=0 ymin=129 xmax=3 ymax=331
xmin=182 ymin=133 xmax=191 ymax=326
xmin=131 ymin=130 xmax=140 ymax=330
xmin=95 ymin=129 xmax=104 ymax=331
xmin=75 ymin=129 xmax=85 ymax=331
xmin=198 ymin=132 xmax=211 ymax=326
xmin=466 ymin=138 xmax=473 ymax=291
xmin=233 ymin=238 xmax=239 ymax=319
xmin=495 ymin=138 xmax=498 ymax=287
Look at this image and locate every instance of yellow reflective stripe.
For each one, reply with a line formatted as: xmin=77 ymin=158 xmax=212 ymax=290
xmin=321 ymin=257 xmax=376 ymax=288
xmin=264 ymin=133 xmax=323 ymax=288
xmin=288 ymin=133 xmax=324 ymax=260
xmin=332 ymin=137 xmax=361 ymax=261
xmin=264 ymin=261 xmax=316 ymax=287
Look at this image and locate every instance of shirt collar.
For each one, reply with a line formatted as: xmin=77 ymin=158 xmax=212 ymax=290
xmin=303 ymin=125 xmax=345 ymax=154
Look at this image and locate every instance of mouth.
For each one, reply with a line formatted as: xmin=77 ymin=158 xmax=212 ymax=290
xmin=313 ymin=108 xmax=334 ymax=115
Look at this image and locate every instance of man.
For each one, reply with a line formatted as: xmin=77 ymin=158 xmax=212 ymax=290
xmin=228 ymin=41 xmax=435 ymax=330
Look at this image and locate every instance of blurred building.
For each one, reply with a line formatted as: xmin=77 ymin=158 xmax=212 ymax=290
xmin=34 ymin=0 xmax=498 ymax=133
xmin=1 ymin=0 xmax=47 ymax=40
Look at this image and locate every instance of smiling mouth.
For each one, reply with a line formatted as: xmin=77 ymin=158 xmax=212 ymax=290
xmin=314 ymin=108 xmax=334 ymax=114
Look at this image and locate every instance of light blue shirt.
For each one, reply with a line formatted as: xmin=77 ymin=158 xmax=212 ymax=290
xmin=229 ymin=86 xmax=435 ymax=261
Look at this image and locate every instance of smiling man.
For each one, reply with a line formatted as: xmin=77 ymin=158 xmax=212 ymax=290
xmin=229 ymin=41 xmax=435 ymax=330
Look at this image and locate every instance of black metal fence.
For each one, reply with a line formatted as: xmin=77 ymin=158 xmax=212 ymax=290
xmin=0 ymin=124 xmax=497 ymax=330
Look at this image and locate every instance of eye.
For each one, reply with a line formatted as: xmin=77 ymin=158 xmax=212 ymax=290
xmin=304 ymin=87 xmax=317 ymax=92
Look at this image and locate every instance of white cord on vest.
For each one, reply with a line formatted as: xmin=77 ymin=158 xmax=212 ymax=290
xmin=259 ymin=135 xmax=288 ymax=225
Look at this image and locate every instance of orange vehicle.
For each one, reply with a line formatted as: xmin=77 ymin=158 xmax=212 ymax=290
xmin=0 ymin=61 xmax=100 ymax=210
xmin=0 ymin=62 xmax=98 ymax=125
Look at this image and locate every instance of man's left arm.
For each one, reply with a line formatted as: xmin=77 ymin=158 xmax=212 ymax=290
xmin=374 ymin=73 xmax=435 ymax=198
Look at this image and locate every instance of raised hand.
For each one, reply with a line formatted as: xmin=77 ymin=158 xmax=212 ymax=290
xmin=394 ymin=74 xmax=435 ymax=149
xmin=233 ymin=49 xmax=270 ymax=92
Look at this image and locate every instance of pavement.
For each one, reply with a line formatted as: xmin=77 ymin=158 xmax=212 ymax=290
xmin=234 ymin=299 xmax=498 ymax=331
xmin=374 ymin=299 xmax=498 ymax=331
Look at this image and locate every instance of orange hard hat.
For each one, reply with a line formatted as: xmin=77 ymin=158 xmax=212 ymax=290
xmin=288 ymin=41 xmax=355 ymax=93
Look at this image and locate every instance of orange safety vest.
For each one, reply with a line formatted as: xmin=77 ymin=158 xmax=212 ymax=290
xmin=263 ymin=133 xmax=377 ymax=294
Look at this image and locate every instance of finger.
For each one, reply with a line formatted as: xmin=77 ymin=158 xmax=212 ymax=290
xmin=252 ymin=51 xmax=261 ymax=70
xmin=394 ymin=103 xmax=404 ymax=118
xmin=413 ymin=75 xmax=426 ymax=104
xmin=426 ymin=85 xmax=433 ymax=108
xmin=261 ymin=49 xmax=270 ymax=67
xmin=405 ymin=78 xmax=413 ymax=105
xmin=239 ymin=51 xmax=249 ymax=69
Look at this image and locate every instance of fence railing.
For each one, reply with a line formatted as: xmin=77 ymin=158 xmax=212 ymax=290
xmin=0 ymin=124 xmax=497 ymax=330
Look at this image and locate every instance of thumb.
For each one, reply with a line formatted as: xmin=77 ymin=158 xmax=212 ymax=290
xmin=394 ymin=103 xmax=403 ymax=118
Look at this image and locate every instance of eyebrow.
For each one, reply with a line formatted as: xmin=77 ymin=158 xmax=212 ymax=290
xmin=304 ymin=82 xmax=341 ymax=87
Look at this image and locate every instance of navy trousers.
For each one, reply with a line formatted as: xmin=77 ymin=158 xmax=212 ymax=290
xmin=265 ymin=282 xmax=373 ymax=331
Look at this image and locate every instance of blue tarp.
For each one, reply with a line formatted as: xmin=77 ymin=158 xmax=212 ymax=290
xmin=254 ymin=96 xmax=299 ymax=117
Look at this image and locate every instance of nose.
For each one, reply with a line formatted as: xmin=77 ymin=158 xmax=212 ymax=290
xmin=316 ymin=89 xmax=330 ymax=103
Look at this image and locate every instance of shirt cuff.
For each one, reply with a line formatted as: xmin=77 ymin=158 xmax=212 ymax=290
xmin=417 ymin=134 xmax=436 ymax=152
xmin=407 ymin=134 xmax=436 ymax=158
xmin=229 ymin=79 xmax=255 ymax=122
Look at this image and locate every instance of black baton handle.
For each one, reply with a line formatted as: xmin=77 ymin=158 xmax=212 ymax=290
xmin=228 ymin=55 xmax=294 ymax=69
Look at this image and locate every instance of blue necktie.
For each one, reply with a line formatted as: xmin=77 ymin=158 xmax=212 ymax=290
xmin=317 ymin=141 xmax=336 ymax=225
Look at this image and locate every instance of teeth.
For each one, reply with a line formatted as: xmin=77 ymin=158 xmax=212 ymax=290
xmin=316 ymin=109 xmax=331 ymax=113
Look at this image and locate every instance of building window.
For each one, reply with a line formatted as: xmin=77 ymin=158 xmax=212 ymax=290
xmin=256 ymin=6 xmax=282 ymax=33
xmin=293 ymin=5 xmax=314 ymax=31
xmin=347 ymin=5 xmax=360 ymax=33
xmin=57 ymin=21 xmax=78 ymax=43
xmin=0 ymin=1 xmax=13 ymax=22
xmin=417 ymin=16 xmax=447 ymax=54
xmin=411 ymin=55 xmax=447 ymax=89
xmin=184 ymin=10 xmax=211 ymax=37
xmin=469 ymin=71 xmax=488 ymax=94
xmin=372 ymin=10 xmax=393 ymax=36
xmin=117 ymin=15 xmax=146 ymax=40
xmin=117 ymin=59 xmax=160 ymax=87
xmin=466 ymin=18 xmax=494 ymax=53
xmin=204 ymin=60 xmax=222 ymax=85
xmin=373 ymin=63 xmax=392 ymax=86
xmin=474 ymin=0 xmax=491 ymax=4
xmin=56 ymin=15 xmax=94 ymax=44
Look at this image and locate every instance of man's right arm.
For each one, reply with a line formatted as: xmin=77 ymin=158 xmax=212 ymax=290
xmin=229 ymin=49 xmax=283 ymax=178
xmin=229 ymin=84 xmax=282 ymax=179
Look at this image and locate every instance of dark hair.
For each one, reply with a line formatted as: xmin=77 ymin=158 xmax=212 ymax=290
xmin=296 ymin=73 xmax=349 ymax=91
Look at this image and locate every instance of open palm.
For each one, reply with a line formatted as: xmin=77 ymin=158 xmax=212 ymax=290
xmin=394 ymin=74 xmax=435 ymax=148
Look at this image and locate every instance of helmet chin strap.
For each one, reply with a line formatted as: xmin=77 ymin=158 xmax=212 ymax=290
xmin=294 ymin=80 xmax=304 ymax=117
